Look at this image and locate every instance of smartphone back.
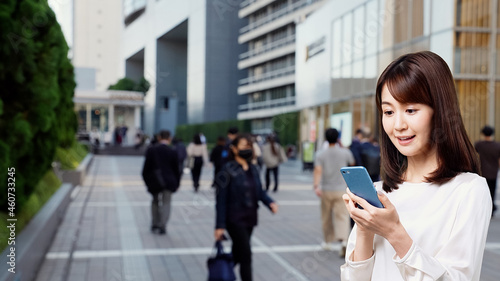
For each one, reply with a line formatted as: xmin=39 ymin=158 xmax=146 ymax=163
xmin=340 ymin=166 xmax=384 ymax=208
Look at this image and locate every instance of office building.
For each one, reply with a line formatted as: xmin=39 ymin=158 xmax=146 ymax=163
xmin=295 ymin=0 xmax=499 ymax=146
xmin=237 ymin=0 xmax=327 ymax=134
xmin=121 ymin=0 xmax=246 ymax=135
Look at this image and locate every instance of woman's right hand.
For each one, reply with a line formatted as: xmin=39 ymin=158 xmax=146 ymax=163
xmin=214 ymin=228 xmax=225 ymax=241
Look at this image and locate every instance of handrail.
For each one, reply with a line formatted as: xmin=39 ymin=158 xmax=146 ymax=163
xmin=239 ymin=65 xmax=295 ymax=85
xmin=239 ymin=34 xmax=295 ymax=60
xmin=239 ymin=0 xmax=321 ymax=34
xmin=238 ymin=96 xmax=296 ymax=111
xmin=240 ymin=0 xmax=258 ymax=8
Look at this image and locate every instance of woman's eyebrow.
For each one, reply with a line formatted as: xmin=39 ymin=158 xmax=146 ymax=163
xmin=381 ymin=101 xmax=392 ymax=106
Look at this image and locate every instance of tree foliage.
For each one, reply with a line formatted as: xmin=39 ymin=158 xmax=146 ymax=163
xmin=0 ymin=0 xmax=77 ymax=210
xmin=108 ymin=77 xmax=151 ymax=94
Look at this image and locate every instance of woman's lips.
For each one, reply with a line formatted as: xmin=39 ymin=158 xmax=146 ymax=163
xmin=397 ymin=135 xmax=415 ymax=145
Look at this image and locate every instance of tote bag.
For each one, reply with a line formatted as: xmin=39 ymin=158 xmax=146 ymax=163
xmin=207 ymin=241 xmax=236 ymax=281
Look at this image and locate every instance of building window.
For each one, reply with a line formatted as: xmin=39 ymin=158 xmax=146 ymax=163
xmin=454 ymin=32 xmax=489 ymax=74
xmin=270 ymin=87 xmax=287 ymax=100
xmin=456 ymin=0 xmax=491 ymax=27
xmin=456 ymin=80 xmax=489 ymax=141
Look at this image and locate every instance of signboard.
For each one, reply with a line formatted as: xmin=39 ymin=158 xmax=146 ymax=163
xmin=330 ymin=112 xmax=353 ymax=147
xmin=302 ymin=142 xmax=315 ymax=163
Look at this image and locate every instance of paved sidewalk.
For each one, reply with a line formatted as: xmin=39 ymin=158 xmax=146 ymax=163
xmin=35 ymin=156 xmax=500 ymax=281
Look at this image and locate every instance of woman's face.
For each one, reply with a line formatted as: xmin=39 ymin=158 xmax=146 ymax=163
xmin=232 ymin=138 xmax=252 ymax=156
xmin=381 ymin=84 xmax=435 ymax=159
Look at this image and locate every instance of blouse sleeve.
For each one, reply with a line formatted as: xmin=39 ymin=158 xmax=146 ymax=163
xmin=340 ymin=224 xmax=375 ymax=281
xmin=393 ymin=177 xmax=492 ymax=280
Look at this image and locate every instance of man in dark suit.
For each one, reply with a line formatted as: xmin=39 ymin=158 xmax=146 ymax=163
xmin=142 ymin=130 xmax=180 ymax=235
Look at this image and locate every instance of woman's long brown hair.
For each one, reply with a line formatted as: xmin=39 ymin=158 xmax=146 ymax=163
xmin=376 ymin=51 xmax=480 ymax=192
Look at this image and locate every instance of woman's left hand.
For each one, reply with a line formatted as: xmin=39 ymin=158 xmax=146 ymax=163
xmin=269 ymin=202 xmax=279 ymax=214
xmin=344 ymin=188 xmax=401 ymax=240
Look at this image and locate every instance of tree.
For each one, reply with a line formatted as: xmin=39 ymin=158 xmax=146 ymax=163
xmin=108 ymin=77 xmax=151 ymax=94
xmin=0 ymin=0 xmax=77 ymax=209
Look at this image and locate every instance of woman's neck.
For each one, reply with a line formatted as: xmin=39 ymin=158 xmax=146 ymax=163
xmin=404 ymin=148 xmax=439 ymax=183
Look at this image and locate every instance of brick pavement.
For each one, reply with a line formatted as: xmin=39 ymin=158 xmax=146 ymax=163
xmin=34 ymin=155 xmax=500 ymax=281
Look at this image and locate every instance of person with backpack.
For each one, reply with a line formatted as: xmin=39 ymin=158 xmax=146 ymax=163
xmin=360 ymin=135 xmax=381 ymax=182
xmin=210 ymin=136 xmax=226 ymax=187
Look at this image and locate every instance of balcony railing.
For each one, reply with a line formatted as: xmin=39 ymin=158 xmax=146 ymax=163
xmin=239 ymin=65 xmax=295 ymax=85
xmin=240 ymin=0 xmax=321 ymax=34
xmin=239 ymin=35 xmax=295 ymax=60
xmin=240 ymin=0 xmax=258 ymax=9
xmin=238 ymin=96 xmax=296 ymax=112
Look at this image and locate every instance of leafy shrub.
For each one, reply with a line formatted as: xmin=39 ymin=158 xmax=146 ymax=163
xmin=0 ymin=0 xmax=77 ymax=210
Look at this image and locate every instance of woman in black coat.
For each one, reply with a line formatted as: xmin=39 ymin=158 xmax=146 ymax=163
xmin=214 ymin=134 xmax=279 ymax=281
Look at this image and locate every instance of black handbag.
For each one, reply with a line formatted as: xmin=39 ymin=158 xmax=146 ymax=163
xmin=207 ymin=240 xmax=236 ymax=281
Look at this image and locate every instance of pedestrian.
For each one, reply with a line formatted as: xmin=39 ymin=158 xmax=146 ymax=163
xmin=172 ymin=137 xmax=187 ymax=180
xmin=214 ymin=134 xmax=279 ymax=281
xmin=360 ymin=133 xmax=381 ymax=182
xmin=475 ymin=125 xmax=500 ymax=217
xmin=220 ymin=127 xmax=239 ymax=167
xmin=141 ymin=130 xmax=180 ymax=235
xmin=341 ymin=51 xmax=492 ymax=280
xmin=210 ymin=136 xmax=226 ymax=187
xmin=313 ymin=128 xmax=355 ymax=257
xmin=262 ymin=135 xmax=287 ymax=192
xmin=187 ymin=133 xmax=208 ymax=192
xmin=349 ymin=129 xmax=364 ymax=165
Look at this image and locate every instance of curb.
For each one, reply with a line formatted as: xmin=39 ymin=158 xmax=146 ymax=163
xmin=0 ymin=183 xmax=73 ymax=281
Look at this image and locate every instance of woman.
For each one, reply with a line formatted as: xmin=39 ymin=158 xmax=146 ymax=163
xmin=186 ymin=133 xmax=208 ymax=192
xmin=341 ymin=51 xmax=492 ymax=280
xmin=214 ymin=134 xmax=279 ymax=281
xmin=262 ymin=135 xmax=287 ymax=192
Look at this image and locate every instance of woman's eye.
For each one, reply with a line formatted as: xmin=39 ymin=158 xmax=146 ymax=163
xmin=406 ymin=109 xmax=417 ymax=114
xmin=383 ymin=110 xmax=393 ymax=116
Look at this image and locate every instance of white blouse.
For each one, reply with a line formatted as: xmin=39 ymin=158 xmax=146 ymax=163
xmin=341 ymin=173 xmax=492 ymax=281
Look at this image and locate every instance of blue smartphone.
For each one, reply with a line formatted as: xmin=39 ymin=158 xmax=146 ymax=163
xmin=340 ymin=166 xmax=384 ymax=208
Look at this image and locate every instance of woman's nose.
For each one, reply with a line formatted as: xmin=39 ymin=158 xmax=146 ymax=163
xmin=394 ymin=112 xmax=408 ymax=131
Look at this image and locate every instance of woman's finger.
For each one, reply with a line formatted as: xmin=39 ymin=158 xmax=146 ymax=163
xmin=346 ymin=188 xmax=374 ymax=211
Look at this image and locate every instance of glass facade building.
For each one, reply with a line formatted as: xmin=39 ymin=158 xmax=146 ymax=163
xmin=295 ymin=0 xmax=500 ymax=146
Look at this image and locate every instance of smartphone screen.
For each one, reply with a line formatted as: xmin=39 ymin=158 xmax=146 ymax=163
xmin=340 ymin=166 xmax=384 ymax=208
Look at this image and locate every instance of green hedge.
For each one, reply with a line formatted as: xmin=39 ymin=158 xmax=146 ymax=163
xmin=272 ymin=112 xmax=299 ymax=146
xmin=0 ymin=0 xmax=77 ymax=211
xmin=175 ymin=119 xmax=251 ymax=144
xmin=55 ymin=142 xmax=89 ymax=170
xmin=174 ymin=112 xmax=299 ymax=147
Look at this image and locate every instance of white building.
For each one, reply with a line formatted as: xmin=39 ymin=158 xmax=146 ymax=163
xmin=236 ymin=0 xmax=327 ymax=134
xmin=120 ymin=0 xmax=246 ymax=136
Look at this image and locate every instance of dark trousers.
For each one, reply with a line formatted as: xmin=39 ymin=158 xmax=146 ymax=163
xmin=226 ymin=223 xmax=254 ymax=281
xmin=265 ymin=167 xmax=279 ymax=191
xmin=212 ymin=165 xmax=221 ymax=187
xmin=151 ymin=190 xmax=172 ymax=230
xmin=486 ymin=178 xmax=497 ymax=214
xmin=191 ymin=156 xmax=203 ymax=190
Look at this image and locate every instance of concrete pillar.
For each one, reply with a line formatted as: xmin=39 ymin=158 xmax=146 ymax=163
xmin=86 ymin=104 xmax=91 ymax=132
xmin=134 ymin=106 xmax=141 ymax=129
xmin=108 ymin=104 xmax=115 ymax=133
